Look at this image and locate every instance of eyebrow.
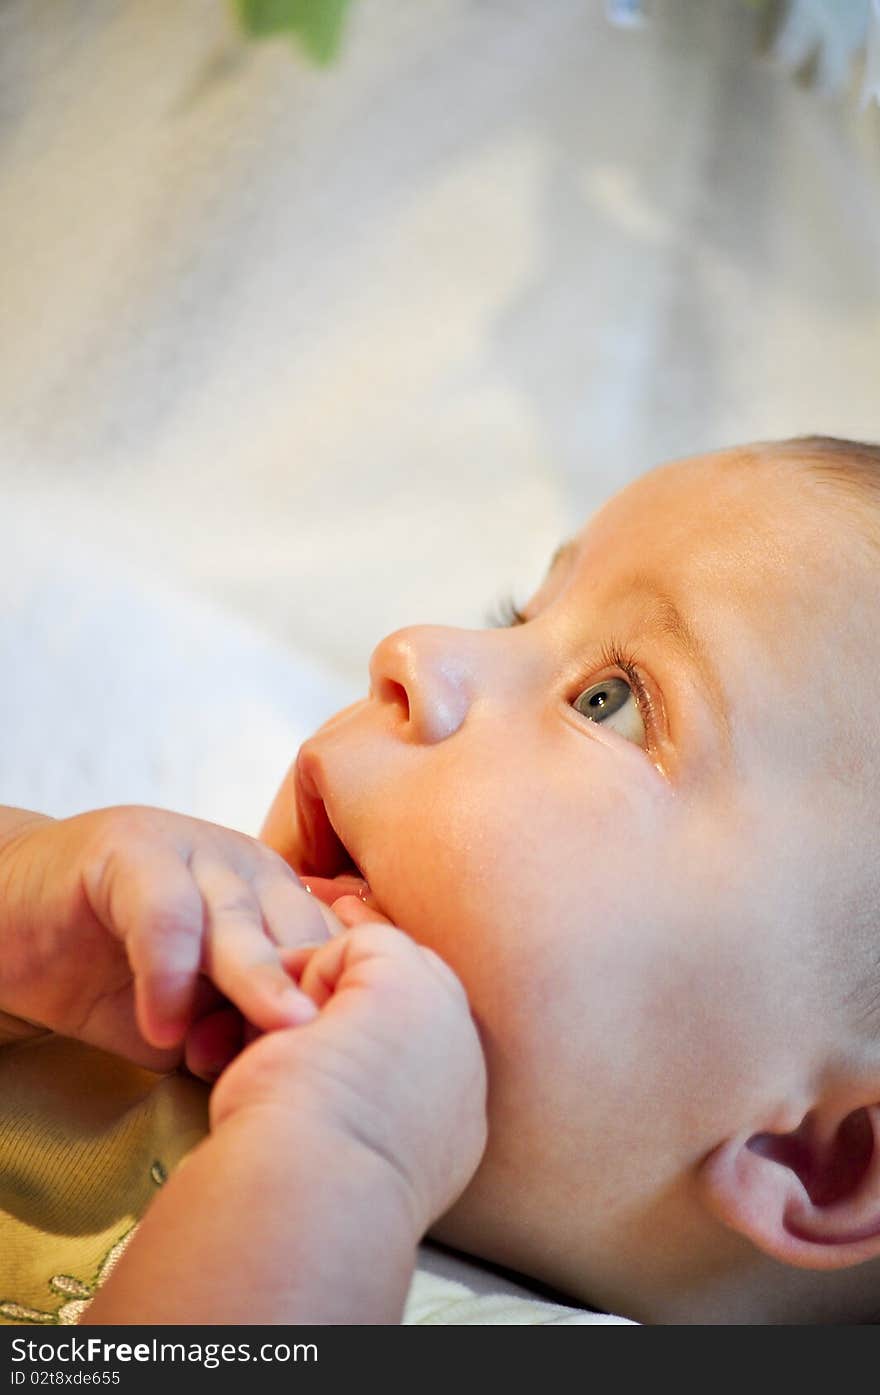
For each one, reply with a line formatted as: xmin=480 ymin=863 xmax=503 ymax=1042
xmin=546 ymin=542 xmax=734 ymax=758
xmin=628 ymin=575 xmax=734 ymax=756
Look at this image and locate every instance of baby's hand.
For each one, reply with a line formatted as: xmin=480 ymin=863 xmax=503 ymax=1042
xmin=0 ymin=806 xmax=338 ymax=1073
xmin=210 ymin=917 xmax=488 ymax=1234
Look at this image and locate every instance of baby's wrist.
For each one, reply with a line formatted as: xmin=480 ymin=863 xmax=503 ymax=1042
xmin=211 ymin=1089 xmax=429 ymax=1244
xmin=210 ymin=1035 xmax=434 ymax=1238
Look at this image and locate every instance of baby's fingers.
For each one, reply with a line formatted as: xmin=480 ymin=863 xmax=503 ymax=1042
xmin=279 ymin=898 xmax=394 ymax=998
xmin=83 ymin=839 xmax=206 ymax=1049
xmin=191 ymin=851 xmax=317 ymax=1033
xmin=331 ymin=895 xmax=393 ymax=930
xmin=184 ymin=1005 xmax=244 ymax=1081
xmin=295 ymin=933 xmax=351 ymax=1009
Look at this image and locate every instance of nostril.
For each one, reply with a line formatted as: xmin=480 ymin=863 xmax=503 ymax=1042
xmin=374 ymin=675 xmax=410 ymax=719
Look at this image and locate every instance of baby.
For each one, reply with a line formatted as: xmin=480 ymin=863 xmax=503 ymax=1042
xmin=2 ymin=434 xmax=880 ymax=1325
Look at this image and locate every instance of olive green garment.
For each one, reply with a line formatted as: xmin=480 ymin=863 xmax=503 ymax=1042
xmin=0 ymin=1035 xmax=210 ymax=1324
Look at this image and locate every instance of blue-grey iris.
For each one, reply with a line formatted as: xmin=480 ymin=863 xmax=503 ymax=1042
xmin=573 ymin=677 xmax=630 ymax=722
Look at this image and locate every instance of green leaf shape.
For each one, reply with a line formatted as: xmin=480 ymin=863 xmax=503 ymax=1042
xmin=233 ymin=0 xmax=354 ymax=64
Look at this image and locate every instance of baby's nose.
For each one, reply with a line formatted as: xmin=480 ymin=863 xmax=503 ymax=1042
xmin=368 ymin=625 xmax=472 ymax=744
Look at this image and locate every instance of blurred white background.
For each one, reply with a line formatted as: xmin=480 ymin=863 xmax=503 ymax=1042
xmin=1 ymin=0 xmax=879 ymax=823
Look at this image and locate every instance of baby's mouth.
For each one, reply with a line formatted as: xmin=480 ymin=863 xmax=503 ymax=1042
xmin=293 ymin=749 xmax=382 ymax=913
xmin=301 ymin=871 xmax=380 ymax=912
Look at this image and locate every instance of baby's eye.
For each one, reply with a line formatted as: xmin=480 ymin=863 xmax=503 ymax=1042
xmin=572 ymin=677 xmax=647 ymax=748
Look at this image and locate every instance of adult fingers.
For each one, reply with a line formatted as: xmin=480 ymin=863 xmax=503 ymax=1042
xmin=253 ymin=864 xmax=340 ymax=949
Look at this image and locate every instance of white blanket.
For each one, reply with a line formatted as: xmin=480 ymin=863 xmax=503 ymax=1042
xmin=405 ymin=1245 xmax=634 ymax=1325
xmin=0 ymin=496 xmax=352 ymax=834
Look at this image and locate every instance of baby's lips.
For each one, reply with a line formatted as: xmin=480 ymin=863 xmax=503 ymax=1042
xmin=302 ymin=873 xmax=381 ymax=912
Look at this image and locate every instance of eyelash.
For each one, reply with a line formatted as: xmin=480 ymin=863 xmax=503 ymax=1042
xmin=485 ymin=590 xmax=656 ymax=735
xmin=485 ymin=593 xmax=528 ymax=629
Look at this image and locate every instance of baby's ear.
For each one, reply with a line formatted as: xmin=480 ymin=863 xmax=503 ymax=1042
xmin=696 ymin=1101 xmax=880 ymax=1270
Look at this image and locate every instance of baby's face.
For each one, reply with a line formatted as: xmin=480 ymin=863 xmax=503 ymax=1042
xmin=262 ymin=447 xmax=877 ymax=1303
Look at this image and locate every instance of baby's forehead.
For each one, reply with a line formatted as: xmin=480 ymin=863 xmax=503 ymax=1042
xmin=589 ymin=449 xmax=865 ymax=608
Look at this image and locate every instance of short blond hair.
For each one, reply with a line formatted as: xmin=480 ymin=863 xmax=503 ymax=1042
xmin=764 ymin=434 xmax=880 ymax=556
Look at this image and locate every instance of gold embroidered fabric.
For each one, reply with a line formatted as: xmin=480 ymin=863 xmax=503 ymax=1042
xmin=0 ymin=1035 xmax=210 ymax=1324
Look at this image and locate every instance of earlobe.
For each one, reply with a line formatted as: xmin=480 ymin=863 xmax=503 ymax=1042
xmin=697 ymin=1104 xmax=880 ymax=1271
